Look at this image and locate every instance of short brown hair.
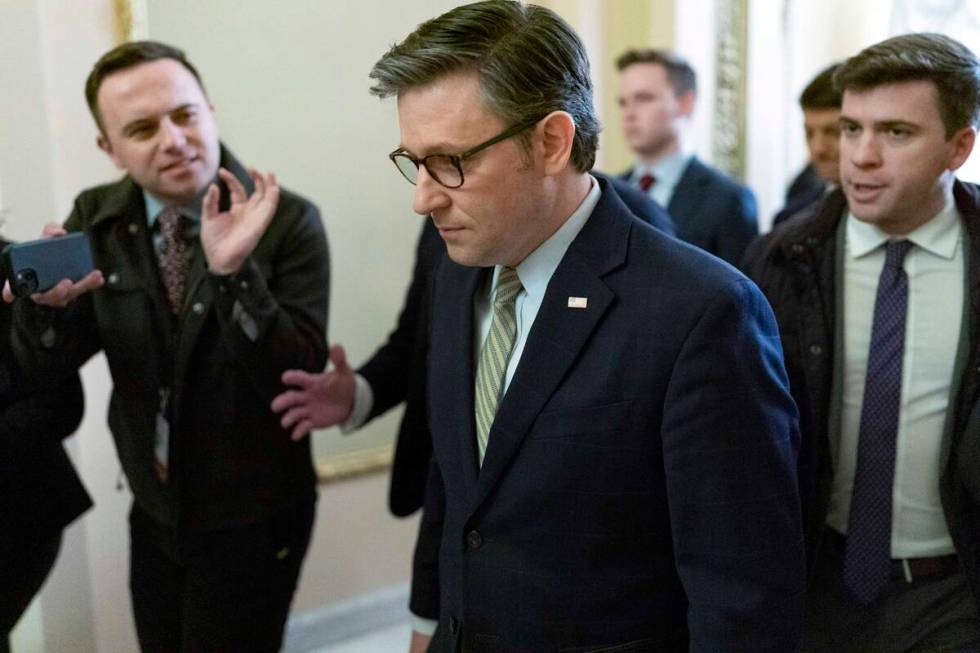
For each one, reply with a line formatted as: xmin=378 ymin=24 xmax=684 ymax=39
xmin=85 ymin=40 xmax=207 ymax=134
xmin=835 ymin=33 xmax=980 ymax=137
xmin=615 ymin=49 xmax=697 ymax=96
xmin=799 ymin=63 xmax=842 ymax=110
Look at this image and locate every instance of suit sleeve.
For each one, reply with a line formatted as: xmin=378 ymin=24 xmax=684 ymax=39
xmin=207 ymin=193 xmax=330 ymax=402
xmin=359 ymin=220 xmax=441 ymax=420
xmin=715 ymin=186 xmax=759 ymax=266
xmin=0 ymin=367 xmax=84 ymax=459
xmin=661 ymin=277 xmax=804 ymax=652
xmin=0 ymin=304 xmax=85 ymax=458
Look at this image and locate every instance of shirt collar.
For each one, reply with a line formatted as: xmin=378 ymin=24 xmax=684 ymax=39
xmin=846 ymin=195 xmax=961 ymax=260
xmin=632 ymin=151 xmax=691 ymax=189
xmin=143 ymin=190 xmax=203 ymax=228
xmin=490 ymin=175 xmax=600 ymax=302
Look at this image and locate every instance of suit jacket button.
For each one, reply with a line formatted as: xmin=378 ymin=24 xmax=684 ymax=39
xmin=809 ymin=344 xmax=823 ymax=356
xmin=107 ymin=273 xmax=120 ymax=285
xmin=192 ymin=302 xmax=205 ymax=315
xmin=449 ymin=616 xmax=459 ymax=635
xmin=466 ymin=530 xmax=483 ymax=550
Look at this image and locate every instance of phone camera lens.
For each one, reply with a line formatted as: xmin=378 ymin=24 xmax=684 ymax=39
xmin=16 ymin=269 xmax=38 ymax=295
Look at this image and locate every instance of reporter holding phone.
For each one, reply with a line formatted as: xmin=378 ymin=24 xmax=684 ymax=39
xmin=0 ymin=237 xmax=91 ymax=653
xmin=5 ymin=41 xmax=329 ymax=652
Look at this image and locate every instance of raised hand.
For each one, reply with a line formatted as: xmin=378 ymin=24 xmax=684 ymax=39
xmin=271 ymin=345 xmax=357 ymax=441
xmin=2 ymin=223 xmax=104 ymax=306
xmin=200 ymin=167 xmax=280 ymax=275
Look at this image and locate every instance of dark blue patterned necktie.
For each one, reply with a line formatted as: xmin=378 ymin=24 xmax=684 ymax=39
xmin=844 ymin=239 xmax=914 ymax=604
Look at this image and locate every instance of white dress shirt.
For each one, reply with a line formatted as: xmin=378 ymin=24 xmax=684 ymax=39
xmin=826 ymin=199 xmax=964 ymax=558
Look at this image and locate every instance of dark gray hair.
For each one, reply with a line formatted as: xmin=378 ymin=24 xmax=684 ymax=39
xmin=369 ymin=0 xmax=599 ymax=172
xmin=835 ymin=33 xmax=980 ymax=137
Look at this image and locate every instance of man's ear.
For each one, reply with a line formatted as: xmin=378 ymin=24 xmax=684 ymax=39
xmin=96 ymin=133 xmax=125 ymax=170
xmin=947 ymin=125 xmax=976 ymax=172
xmin=537 ymin=111 xmax=576 ymax=176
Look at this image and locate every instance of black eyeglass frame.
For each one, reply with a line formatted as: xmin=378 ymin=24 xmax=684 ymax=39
xmin=388 ymin=115 xmax=544 ymax=189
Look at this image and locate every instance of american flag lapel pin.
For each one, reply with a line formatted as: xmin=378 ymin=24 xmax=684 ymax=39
xmin=567 ymin=296 xmax=588 ymax=309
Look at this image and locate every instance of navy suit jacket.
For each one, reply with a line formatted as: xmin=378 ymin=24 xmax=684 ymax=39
xmin=622 ymin=157 xmax=758 ymax=265
xmin=359 ymin=172 xmax=675 ymax=517
xmin=414 ymin=177 xmax=804 ymax=652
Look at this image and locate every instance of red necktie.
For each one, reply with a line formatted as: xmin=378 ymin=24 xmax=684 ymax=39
xmin=638 ymin=173 xmax=656 ymax=193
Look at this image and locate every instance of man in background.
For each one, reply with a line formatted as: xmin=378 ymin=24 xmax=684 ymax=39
xmin=7 ymin=41 xmax=329 ymax=651
xmin=773 ymin=63 xmax=842 ymax=227
xmin=617 ymin=48 xmax=758 ymax=264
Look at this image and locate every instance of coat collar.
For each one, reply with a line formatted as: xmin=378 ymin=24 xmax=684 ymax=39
xmin=773 ymin=181 xmax=980 ymax=266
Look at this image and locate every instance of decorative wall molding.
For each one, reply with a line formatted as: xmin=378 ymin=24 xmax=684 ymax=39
xmin=113 ymin=0 xmax=148 ymax=42
xmin=713 ymin=0 xmax=748 ymax=179
xmin=316 ymin=444 xmax=393 ymax=484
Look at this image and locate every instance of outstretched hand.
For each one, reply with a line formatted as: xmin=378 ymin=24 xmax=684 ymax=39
xmin=201 ymin=167 xmax=280 ymax=275
xmin=271 ymin=345 xmax=357 ymax=441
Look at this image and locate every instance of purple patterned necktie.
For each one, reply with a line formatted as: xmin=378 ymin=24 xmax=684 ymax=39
xmin=156 ymin=206 xmax=193 ymax=315
xmin=843 ymin=239 xmax=914 ymax=604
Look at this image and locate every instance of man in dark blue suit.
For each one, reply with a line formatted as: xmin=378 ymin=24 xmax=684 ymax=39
xmin=617 ymin=49 xmax=758 ymax=264
xmin=368 ymin=2 xmax=804 ymax=651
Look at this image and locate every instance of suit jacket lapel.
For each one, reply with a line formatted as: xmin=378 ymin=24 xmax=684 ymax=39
xmin=666 ymin=157 xmax=700 ymax=221
xmin=471 ymin=182 xmax=630 ymax=515
xmin=430 ymin=261 xmax=485 ymax=497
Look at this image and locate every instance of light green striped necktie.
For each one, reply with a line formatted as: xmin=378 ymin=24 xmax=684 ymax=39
xmin=475 ymin=266 xmax=523 ymax=465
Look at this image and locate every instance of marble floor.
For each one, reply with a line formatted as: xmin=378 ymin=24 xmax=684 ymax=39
xmin=311 ymin=621 xmax=411 ymax=653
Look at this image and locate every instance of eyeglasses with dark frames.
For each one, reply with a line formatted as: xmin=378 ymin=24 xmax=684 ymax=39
xmin=388 ymin=116 xmax=543 ymax=189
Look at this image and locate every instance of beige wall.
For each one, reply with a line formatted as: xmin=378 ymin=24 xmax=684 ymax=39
xmin=541 ymin=0 xmax=677 ymax=174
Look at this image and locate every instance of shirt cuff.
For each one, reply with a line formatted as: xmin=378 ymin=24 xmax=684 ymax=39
xmin=340 ymin=373 xmax=373 ymax=433
xmin=411 ymin=614 xmax=438 ymax=636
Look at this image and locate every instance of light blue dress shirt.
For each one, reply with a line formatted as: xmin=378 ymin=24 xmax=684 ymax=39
xmin=629 ymin=151 xmax=691 ymax=208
